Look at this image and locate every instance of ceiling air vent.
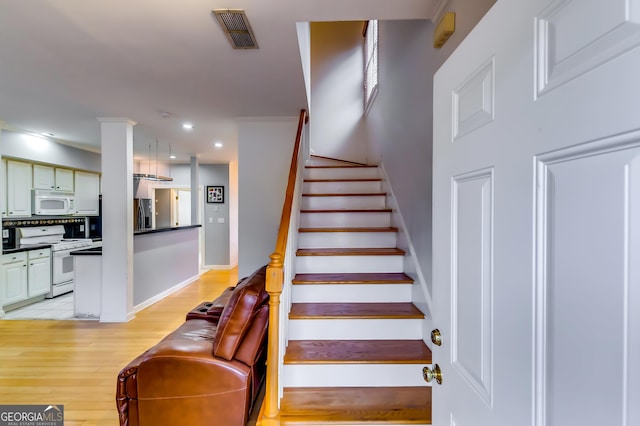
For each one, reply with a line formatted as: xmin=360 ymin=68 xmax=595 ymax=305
xmin=212 ymin=9 xmax=258 ymax=49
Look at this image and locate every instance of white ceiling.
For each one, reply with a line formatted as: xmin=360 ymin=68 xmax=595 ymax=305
xmin=0 ymin=0 xmax=435 ymax=164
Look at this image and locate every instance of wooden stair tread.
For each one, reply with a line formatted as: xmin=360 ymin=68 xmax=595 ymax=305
xmin=299 ymin=227 xmax=398 ymax=233
xmin=280 ymin=387 xmax=432 ymax=424
xmin=297 ymin=248 xmax=406 ymax=256
xmin=300 ymin=208 xmax=393 ymax=213
xmin=284 ymin=340 xmax=432 ymax=364
xmin=289 ymin=303 xmax=424 ymax=319
xmin=293 ymin=272 xmax=414 ymax=284
xmin=304 ymin=178 xmax=382 ymax=182
xmin=302 ymin=192 xmax=386 ymax=197
xmin=305 ymin=165 xmax=378 ymax=169
xmin=308 ymin=155 xmax=369 ymax=166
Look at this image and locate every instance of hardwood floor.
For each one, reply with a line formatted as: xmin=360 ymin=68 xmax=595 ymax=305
xmin=0 ymin=268 xmax=261 ymax=426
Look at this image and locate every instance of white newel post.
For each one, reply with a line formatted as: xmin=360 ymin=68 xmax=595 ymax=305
xmin=190 ymin=155 xmax=199 ymax=226
xmin=98 ymin=118 xmax=136 ymax=322
xmin=0 ymin=126 xmax=4 ymax=319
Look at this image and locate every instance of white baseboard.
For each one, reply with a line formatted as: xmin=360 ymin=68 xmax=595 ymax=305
xmin=132 ymin=274 xmax=200 ymax=313
xmin=203 ymin=264 xmax=236 ymax=270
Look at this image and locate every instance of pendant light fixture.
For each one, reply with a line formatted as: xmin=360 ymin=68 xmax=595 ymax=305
xmin=133 ymin=138 xmax=173 ymax=181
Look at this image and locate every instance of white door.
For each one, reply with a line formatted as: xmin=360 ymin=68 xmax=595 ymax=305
xmin=432 ymin=1 xmax=640 ymax=425
xmin=175 ymin=189 xmax=191 ymax=226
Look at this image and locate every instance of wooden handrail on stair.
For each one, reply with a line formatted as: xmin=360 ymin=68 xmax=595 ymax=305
xmin=262 ymin=109 xmax=308 ymax=425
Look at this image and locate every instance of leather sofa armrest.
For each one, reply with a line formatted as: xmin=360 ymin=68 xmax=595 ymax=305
xmin=118 ymin=339 xmax=254 ymax=426
xmin=185 ymin=286 xmax=235 ymax=322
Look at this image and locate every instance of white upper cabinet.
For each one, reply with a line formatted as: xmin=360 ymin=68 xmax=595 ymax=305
xmin=74 ymin=171 xmax=100 ymax=216
xmin=32 ymin=164 xmax=55 ymax=190
xmin=6 ymin=160 xmax=32 ymax=217
xmin=55 ymin=168 xmax=74 ymax=192
xmin=33 ymin=165 xmax=74 ymax=192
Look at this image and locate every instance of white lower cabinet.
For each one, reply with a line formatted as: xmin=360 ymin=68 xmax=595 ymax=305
xmin=1 ymin=252 xmax=28 ymax=306
xmin=1 ymin=248 xmax=52 ymax=307
xmin=28 ymin=248 xmax=51 ymax=297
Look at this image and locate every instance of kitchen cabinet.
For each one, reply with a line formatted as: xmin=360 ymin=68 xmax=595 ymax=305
xmin=1 ymin=159 xmax=6 ymax=218
xmin=33 ymin=165 xmax=74 ymax=191
xmin=1 ymin=252 xmax=28 ymax=306
xmin=27 ymin=248 xmax=51 ymax=297
xmin=32 ymin=164 xmax=55 ymax=189
xmin=74 ymin=171 xmax=100 ymax=216
xmin=55 ymin=168 xmax=74 ymax=192
xmin=6 ymin=160 xmax=32 ymax=217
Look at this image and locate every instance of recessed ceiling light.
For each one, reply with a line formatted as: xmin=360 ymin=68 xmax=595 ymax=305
xmin=182 ymin=123 xmax=194 ymax=130
xmin=169 ymin=154 xmax=177 ymax=159
xmin=214 ymin=142 xmax=223 ymax=148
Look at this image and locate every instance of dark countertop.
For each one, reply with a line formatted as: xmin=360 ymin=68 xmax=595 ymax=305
xmin=134 ymin=224 xmax=202 ymax=236
xmin=70 ymin=246 xmax=102 ymax=256
xmin=2 ymin=244 xmax=52 ymax=255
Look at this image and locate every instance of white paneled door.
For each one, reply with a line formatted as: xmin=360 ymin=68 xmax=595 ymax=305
xmin=432 ymin=1 xmax=640 ymax=425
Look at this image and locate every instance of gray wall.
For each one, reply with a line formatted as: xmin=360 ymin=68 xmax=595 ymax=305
xmin=1 ymin=130 xmax=101 ymax=171
xmin=238 ymin=118 xmax=298 ymax=277
xmin=366 ymin=20 xmax=434 ymax=294
xmin=309 ymin=22 xmax=368 ymax=164
xmin=200 ymin=164 xmax=230 ymax=266
xmin=365 ymin=2 xmax=496 ymax=296
xmin=304 ymin=3 xmax=496 ymax=297
xmin=157 ymin=162 xmax=232 ymax=267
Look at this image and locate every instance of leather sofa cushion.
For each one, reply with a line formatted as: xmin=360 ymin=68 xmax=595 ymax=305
xmin=213 ymin=265 xmax=268 ymax=361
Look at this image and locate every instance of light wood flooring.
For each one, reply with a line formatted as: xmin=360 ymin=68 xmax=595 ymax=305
xmin=0 ymin=268 xmax=264 ymax=426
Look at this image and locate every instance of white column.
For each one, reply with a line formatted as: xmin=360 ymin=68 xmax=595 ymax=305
xmin=98 ymin=118 xmax=136 ymax=322
xmin=0 ymin=126 xmax=4 ymax=319
xmin=190 ymin=155 xmax=199 ymax=225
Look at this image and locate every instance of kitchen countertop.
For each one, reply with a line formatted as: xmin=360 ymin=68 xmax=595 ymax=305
xmin=70 ymin=246 xmax=102 ymax=256
xmin=2 ymin=244 xmax=52 ymax=255
xmin=134 ymin=224 xmax=201 ymax=236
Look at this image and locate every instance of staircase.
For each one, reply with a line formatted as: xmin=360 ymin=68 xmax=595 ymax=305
xmin=277 ymin=157 xmax=432 ymax=425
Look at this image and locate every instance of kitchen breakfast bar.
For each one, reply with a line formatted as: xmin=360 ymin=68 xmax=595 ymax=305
xmin=71 ymin=225 xmax=201 ymax=320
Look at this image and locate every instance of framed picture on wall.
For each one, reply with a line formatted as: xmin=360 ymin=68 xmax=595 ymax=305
xmin=206 ymin=185 xmax=224 ymax=203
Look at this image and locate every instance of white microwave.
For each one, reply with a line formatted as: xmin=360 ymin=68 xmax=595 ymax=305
xmin=32 ymin=190 xmax=76 ymax=215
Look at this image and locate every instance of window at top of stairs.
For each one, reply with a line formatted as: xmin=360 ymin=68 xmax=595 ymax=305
xmin=364 ymin=20 xmax=379 ymax=114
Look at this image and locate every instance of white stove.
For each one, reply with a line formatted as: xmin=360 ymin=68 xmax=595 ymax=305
xmin=18 ymin=225 xmax=93 ymax=298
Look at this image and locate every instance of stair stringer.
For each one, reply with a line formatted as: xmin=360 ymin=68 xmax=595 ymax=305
xmin=379 ymin=162 xmax=434 ymax=348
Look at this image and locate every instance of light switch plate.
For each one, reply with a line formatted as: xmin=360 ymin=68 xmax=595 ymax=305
xmin=217 ymin=218 xmax=225 ymax=223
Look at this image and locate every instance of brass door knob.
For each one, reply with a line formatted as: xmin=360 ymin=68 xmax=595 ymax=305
xmin=431 ymin=329 xmax=442 ymax=346
xmin=423 ymin=364 xmax=443 ymax=385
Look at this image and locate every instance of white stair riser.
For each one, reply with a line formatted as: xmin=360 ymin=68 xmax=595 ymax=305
xmin=288 ymin=318 xmax=422 ymax=340
xmin=296 ymin=255 xmax=404 ymax=273
xmin=300 ymin=211 xmax=391 ymax=228
xmin=282 ymin=364 xmax=431 ymax=388
xmin=305 ymin=167 xmax=379 ymax=180
xmin=302 ymin=195 xmax=386 ymax=210
xmin=298 ymin=231 xmax=397 ymax=249
xmin=303 ymin=180 xmax=382 ymax=194
xmin=291 ymin=284 xmax=412 ymax=303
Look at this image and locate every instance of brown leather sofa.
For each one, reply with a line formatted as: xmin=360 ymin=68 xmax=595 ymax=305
xmin=116 ymin=266 xmax=269 ymax=426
